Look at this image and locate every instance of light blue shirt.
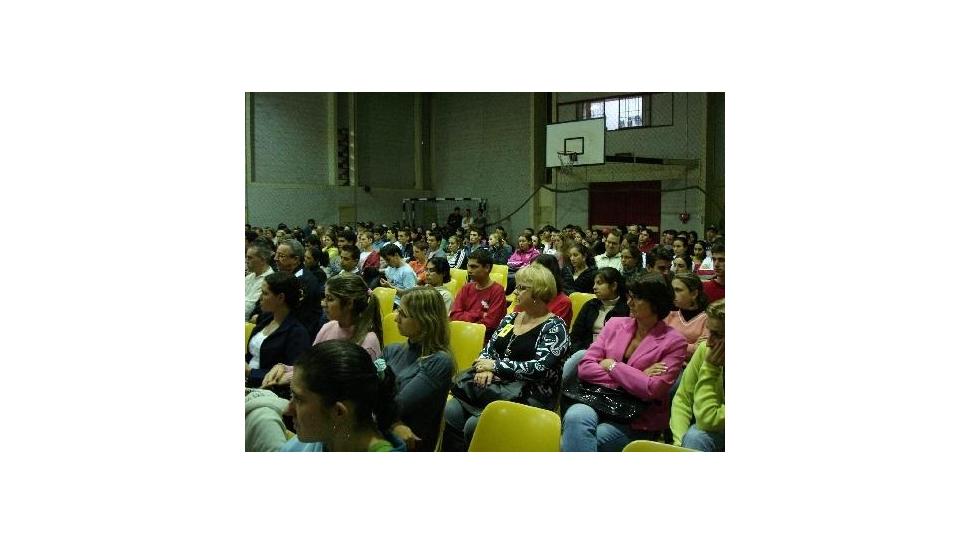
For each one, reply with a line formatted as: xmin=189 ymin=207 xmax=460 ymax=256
xmin=384 ymin=263 xmax=417 ymax=306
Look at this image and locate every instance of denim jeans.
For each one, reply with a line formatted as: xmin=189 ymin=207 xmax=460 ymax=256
xmin=441 ymin=396 xmax=480 ymax=452
xmin=560 ymin=403 xmax=657 ymax=452
xmin=682 ymin=425 xmax=725 ymax=452
xmin=561 ymin=350 xmax=586 ymax=390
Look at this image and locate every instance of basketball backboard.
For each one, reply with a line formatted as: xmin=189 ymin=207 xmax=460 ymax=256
xmin=546 ymin=118 xmax=606 ymax=168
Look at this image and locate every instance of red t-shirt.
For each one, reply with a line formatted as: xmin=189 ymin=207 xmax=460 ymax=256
xmin=702 ymin=278 xmax=725 ymax=303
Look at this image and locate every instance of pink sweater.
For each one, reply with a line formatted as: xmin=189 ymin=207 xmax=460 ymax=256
xmin=578 ymin=317 xmax=687 ymax=432
xmin=664 ymin=310 xmax=709 ymax=360
xmin=508 ymin=248 xmax=540 ymax=269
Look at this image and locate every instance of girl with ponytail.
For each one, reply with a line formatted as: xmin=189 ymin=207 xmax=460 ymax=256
xmin=261 ymin=274 xmax=383 ymax=388
xmin=280 ymin=340 xmax=405 ymax=452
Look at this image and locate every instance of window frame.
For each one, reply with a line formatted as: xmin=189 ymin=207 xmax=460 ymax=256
xmin=558 ymin=93 xmax=674 ymax=131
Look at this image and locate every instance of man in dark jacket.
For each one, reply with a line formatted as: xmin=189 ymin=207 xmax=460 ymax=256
xmin=269 ymin=239 xmax=323 ymax=338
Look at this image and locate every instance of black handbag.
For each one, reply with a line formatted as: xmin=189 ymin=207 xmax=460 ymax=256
xmin=562 ymin=381 xmax=649 ymax=423
xmin=450 ymin=368 xmax=525 ymax=416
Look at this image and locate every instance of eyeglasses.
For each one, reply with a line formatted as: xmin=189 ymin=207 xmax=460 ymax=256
xmin=426 ymin=268 xmax=437 ymax=274
xmin=514 ymin=285 xmax=532 ymax=292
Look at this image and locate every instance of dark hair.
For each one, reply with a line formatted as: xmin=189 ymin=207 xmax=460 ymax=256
xmin=246 ymin=231 xmax=258 ymax=243
xmin=622 ymin=245 xmax=642 ymax=270
xmin=467 ymin=248 xmax=493 ymax=271
xmin=672 ymin=272 xmax=709 ymax=311
xmin=427 ymin=256 xmax=451 ymax=283
xmin=647 ymin=245 xmax=674 ymax=268
xmin=307 ymin=246 xmax=329 ymax=268
xmin=293 ymin=340 xmax=398 ymax=432
xmin=341 ymin=244 xmax=361 ymax=261
xmin=534 ymin=253 xmax=565 ymax=294
xmin=626 ymin=271 xmax=674 ymax=320
xmin=711 ymin=241 xmax=725 ymax=255
xmin=412 ymin=240 xmax=429 ymax=252
xmin=306 ymin=234 xmax=321 ymax=248
xmin=337 ymin=229 xmax=356 ymax=244
xmin=380 ymin=243 xmax=403 ymax=259
xmin=468 ymin=226 xmax=481 ymax=237
xmin=264 ymin=271 xmax=303 ymax=310
xmin=594 ymin=267 xmax=626 ymax=299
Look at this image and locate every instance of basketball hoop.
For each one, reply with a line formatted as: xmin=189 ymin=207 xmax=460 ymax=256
xmin=557 ymin=151 xmax=578 ymax=175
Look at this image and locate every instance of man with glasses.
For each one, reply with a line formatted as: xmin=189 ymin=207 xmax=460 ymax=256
xmin=269 ymin=239 xmax=323 ymax=337
xmin=594 ymin=229 xmax=623 ymax=270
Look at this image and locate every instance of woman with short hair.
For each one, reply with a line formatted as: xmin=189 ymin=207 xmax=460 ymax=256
xmin=561 ymin=271 xmax=687 ymax=451
xmin=442 ymin=264 xmax=570 ymax=451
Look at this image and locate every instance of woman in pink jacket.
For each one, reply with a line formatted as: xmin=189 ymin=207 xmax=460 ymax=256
xmin=561 ymin=271 xmax=687 ymax=451
xmin=506 ymin=233 xmax=541 ymax=294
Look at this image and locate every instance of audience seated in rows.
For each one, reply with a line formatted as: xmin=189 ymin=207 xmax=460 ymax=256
xmin=448 ymin=249 xmax=508 ymax=339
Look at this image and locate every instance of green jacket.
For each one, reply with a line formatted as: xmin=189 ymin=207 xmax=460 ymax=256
xmin=669 ymin=341 xmax=725 ymax=446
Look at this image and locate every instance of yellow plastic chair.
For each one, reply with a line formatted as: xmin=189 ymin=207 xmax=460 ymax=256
xmin=489 ymin=271 xmax=507 ymax=291
xmin=622 ymin=440 xmax=695 ymax=452
xmin=506 ymin=294 xmax=517 ymax=314
xmin=245 ymin=322 xmax=255 ymax=353
xmin=450 ymin=268 xmax=468 ymax=292
xmin=372 ymin=287 xmax=396 ymax=317
xmin=491 ymin=264 xmax=509 ymax=288
xmin=568 ymin=292 xmax=596 ymax=331
xmin=382 ymin=312 xmax=407 ymax=346
xmin=468 ymin=400 xmax=561 ymax=452
xmin=443 ymin=279 xmax=458 ymax=297
xmin=449 ymin=320 xmax=486 ymax=376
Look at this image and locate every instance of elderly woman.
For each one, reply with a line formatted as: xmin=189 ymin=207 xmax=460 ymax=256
xmin=442 ymin=264 xmax=570 ymax=451
xmin=561 ymin=271 xmax=687 ymax=451
xmin=246 ymin=272 xmax=312 ymax=388
xmin=383 ymin=287 xmax=455 ymax=451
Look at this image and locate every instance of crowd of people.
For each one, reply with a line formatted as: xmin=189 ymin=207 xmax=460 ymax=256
xmin=244 ymin=216 xmax=725 ymax=452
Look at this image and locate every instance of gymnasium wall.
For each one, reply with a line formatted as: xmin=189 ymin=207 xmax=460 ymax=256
xmin=246 ymin=92 xmax=431 ymax=227
xmin=429 ymin=92 xmax=535 ymax=237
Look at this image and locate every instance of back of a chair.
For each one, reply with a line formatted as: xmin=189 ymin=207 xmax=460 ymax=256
xmin=381 ymin=312 xmax=407 ymax=347
xmin=468 ymin=400 xmax=561 ymax=452
xmin=568 ymin=292 xmax=596 ymax=331
xmin=491 ymin=264 xmax=509 ymax=286
xmin=450 ymin=268 xmax=468 ymax=292
xmin=489 ymin=271 xmax=507 ymax=290
xmin=372 ymin=287 xmax=396 ymax=317
xmin=622 ymin=440 xmax=695 ymax=452
xmin=443 ymin=279 xmax=458 ymax=297
xmin=245 ymin=322 xmax=256 ymax=354
xmin=448 ymin=320 xmax=486 ymax=376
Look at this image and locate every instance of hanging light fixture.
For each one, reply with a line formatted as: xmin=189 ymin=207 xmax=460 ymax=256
xmin=680 ymin=93 xmax=691 ymax=224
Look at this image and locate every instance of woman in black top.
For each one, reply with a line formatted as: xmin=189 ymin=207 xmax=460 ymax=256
xmin=562 ymin=243 xmax=598 ymax=294
xmin=246 ymin=272 xmax=312 ymax=387
xmin=561 ymin=267 xmax=629 ymax=390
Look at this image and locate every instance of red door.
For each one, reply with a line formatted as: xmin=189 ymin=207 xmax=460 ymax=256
xmin=588 ymin=181 xmax=661 ymax=229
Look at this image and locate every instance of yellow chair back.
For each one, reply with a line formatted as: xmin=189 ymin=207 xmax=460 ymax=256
xmin=372 ymin=287 xmax=396 ymax=317
xmin=489 ymin=271 xmax=507 ymax=290
xmin=568 ymin=292 xmax=596 ymax=331
xmin=245 ymin=322 xmax=256 ymax=354
xmin=450 ymin=268 xmax=468 ymax=292
xmin=443 ymin=279 xmax=458 ymax=297
xmin=622 ymin=440 xmax=695 ymax=452
xmin=468 ymin=400 xmax=561 ymax=452
xmin=491 ymin=264 xmax=509 ymax=287
xmin=448 ymin=320 xmax=486 ymax=376
xmin=381 ymin=312 xmax=407 ymax=347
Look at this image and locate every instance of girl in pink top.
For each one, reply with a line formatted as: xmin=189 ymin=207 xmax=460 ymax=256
xmin=261 ymin=274 xmax=383 ymax=387
xmin=507 ymin=234 xmax=540 ymax=270
xmin=664 ymin=272 xmax=710 ymax=360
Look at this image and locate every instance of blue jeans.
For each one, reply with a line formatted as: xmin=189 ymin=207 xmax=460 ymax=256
xmin=560 ymin=403 xmax=657 ymax=452
xmin=682 ymin=425 xmax=725 ymax=452
xmin=441 ymin=396 xmax=480 ymax=452
xmin=562 ymin=350 xmax=586 ymax=390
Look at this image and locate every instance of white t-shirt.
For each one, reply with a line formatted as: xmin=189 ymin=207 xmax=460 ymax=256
xmin=248 ymin=329 xmax=268 ymax=369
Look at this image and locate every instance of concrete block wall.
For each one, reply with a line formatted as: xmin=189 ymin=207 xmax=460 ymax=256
xmin=430 ymin=92 xmax=534 ymax=236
